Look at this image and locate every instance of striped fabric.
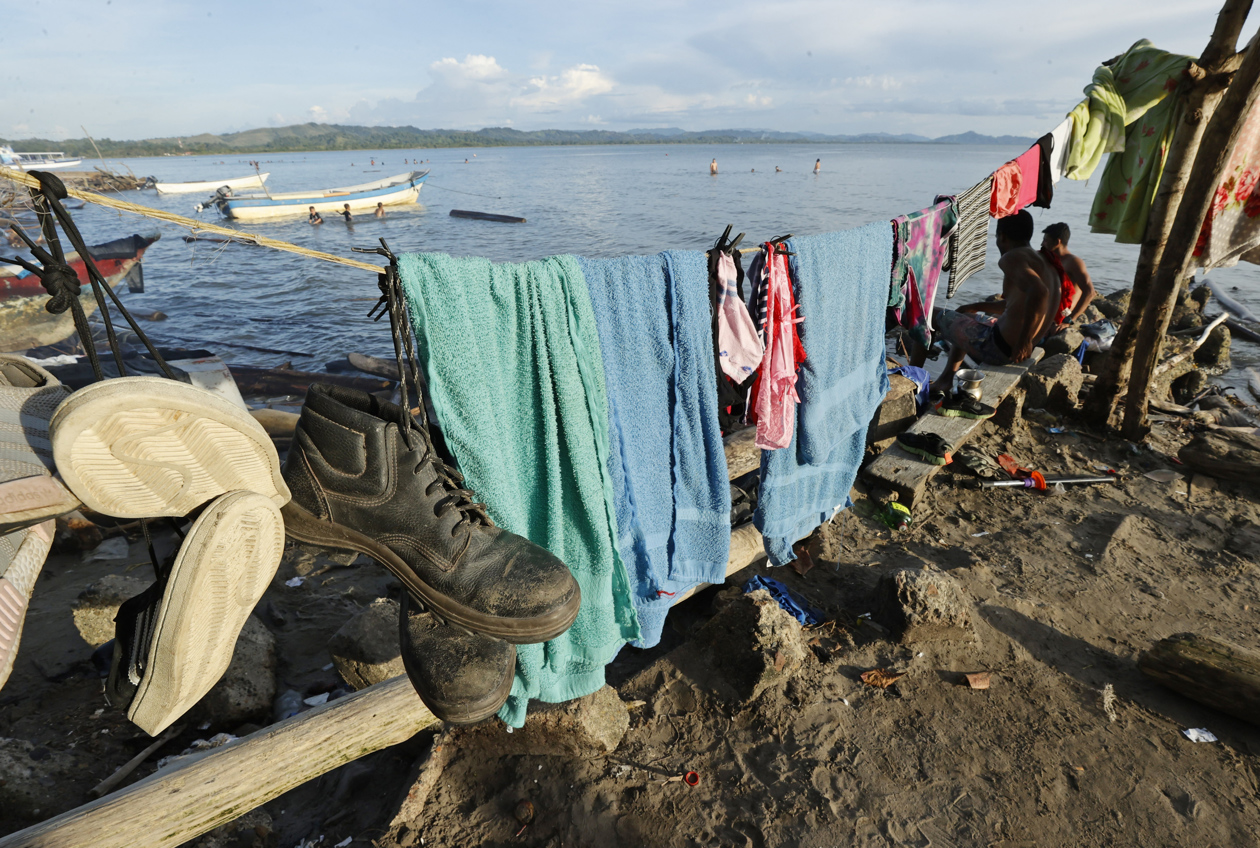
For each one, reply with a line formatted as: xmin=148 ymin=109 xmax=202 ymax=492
xmin=940 ymin=175 xmax=992 ymax=298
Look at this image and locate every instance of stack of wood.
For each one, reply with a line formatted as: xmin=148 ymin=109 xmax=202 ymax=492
xmin=57 ymin=169 xmax=148 ymax=192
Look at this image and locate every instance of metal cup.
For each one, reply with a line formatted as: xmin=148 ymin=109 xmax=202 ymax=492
xmin=956 ymin=368 xmax=985 ymax=401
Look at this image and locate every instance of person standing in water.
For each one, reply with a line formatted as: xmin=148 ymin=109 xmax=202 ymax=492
xmin=342 ymin=203 xmax=353 ymax=223
xmin=374 ymin=202 xmax=386 ymax=218
xmin=710 ymin=158 xmax=718 ymax=175
xmin=308 ymin=206 xmax=323 ymax=225
xmin=813 ymin=159 xmax=821 ymax=174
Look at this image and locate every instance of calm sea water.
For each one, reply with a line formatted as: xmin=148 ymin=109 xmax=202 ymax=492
xmin=38 ymin=143 xmax=1260 ymax=391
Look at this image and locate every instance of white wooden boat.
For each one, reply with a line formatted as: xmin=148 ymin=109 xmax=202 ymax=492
xmin=0 ymin=146 xmax=82 ymax=171
xmin=154 ymin=173 xmax=270 ymax=195
xmin=208 ymin=170 xmax=428 ymax=221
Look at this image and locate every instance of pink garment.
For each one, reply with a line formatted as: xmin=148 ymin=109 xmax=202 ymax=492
xmin=716 ymin=253 xmax=764 ymax=383
xmin=753 ymin=249 xmax=805 ymax=450
xmin=990 ymin=160 xmax=1023 ymax=218
xmin=1013 ymin=146 xmax=1041 ymax=211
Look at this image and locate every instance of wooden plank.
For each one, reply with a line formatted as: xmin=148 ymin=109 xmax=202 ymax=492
xmin=1138 ymin=633 xmax=1260 ymax=727
xmin=670 ymin=522 xmax=766 ymax=605
xmin=724 ymin=426 xmax=759 ymax=479
xmin=862 ymin=351 xmax=1043 ymax=506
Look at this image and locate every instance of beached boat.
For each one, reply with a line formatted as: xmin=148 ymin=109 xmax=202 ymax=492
xmin=207 ymin=170 xmax=428 ymax=221
xmin=154 ymin=173 xmax=271 ymax=195
xmin=0 ymin=145 xmax=83 ymax=171
xmin=0 ymin=233 xmax=159 ymax=351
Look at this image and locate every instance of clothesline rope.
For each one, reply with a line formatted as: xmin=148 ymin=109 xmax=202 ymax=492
xmin=0 ymin=165 xmax=385 ymax=275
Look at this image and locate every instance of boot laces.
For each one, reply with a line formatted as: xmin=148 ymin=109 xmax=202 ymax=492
xmin=403 ymin=423 xmax=491 ymax=533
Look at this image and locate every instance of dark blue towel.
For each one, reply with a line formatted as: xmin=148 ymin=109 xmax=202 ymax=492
xmin=754 ymin=223 xmax=893 ymax=566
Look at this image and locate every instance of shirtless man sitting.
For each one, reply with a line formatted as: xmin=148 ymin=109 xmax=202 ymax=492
xmin=916 ymin=209 xmax=1061 ymax=396
xmin=1040 ymin=222 xmax=1096 ymax=328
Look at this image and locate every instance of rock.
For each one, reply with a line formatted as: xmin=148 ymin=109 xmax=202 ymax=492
xmin=1094 ymin=289 xmax=1130 ymax=320
xmin=1021 ymin=353 xmax=1084 ymax=413
xmin=875 ymin=567 xmax=976 ymax=643
xmin=992 ymin=385 xmax=1026 ymax=430
xmin=452 ymin=684 xmax=630 ymax=757
xmin=52 ymin=510 xmax=104 ymax=554
xmin=686 ymin=587 xmax=810 ymax=703
xmin=1173 ymin=308 xmax=1205 ymax=331
xmin=1040 ymin=327 xmax=1084 ymax=356
xmin=0 ymin=737 xmax=81 ymax=821
xmin=1226 ymin=523 xmax=1260 ymax=561
xmin=866 ymin=373 xmax=918 ymax=451
xmin=328 ymin=598 xmax=405 ymax=690
xmin=1194 ymin=326 xmax=1231 ymax=373
xmin=189 ymin=616 xmax=277 ymax=728
xmin=1172 ymin=370 xmax=1210 ymax=405
xmin=1079 ymin=304 xmax=1106 ymax=324
xmin=73 ymin=574 xmax=151 ymax=648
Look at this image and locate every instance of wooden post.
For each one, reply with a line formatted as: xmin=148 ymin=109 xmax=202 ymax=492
xmin=1137 ymin=633 xmax=1260 ymax=726
xmin=1084 ymin=0 xmax=1254 ymax=427
xmin=1120 ymin=33 xmax=1260 ymax=439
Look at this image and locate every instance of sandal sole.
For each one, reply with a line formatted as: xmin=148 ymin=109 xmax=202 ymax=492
xmin=128 ymin=491 xmax=285 ymax=736
xmin=0 ymin=520 xmax=54 ymax=691
xmin=51 ymin=377 xmax=290 ymax=519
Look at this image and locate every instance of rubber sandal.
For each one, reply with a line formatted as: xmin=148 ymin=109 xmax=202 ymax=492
xmin=935 ymin=393 xmax=996 ymax=420
xmin=0 ymin=355 xmax=80 ymax=534
xmin=50 ymin=376 xmax=290 ymax=519
xmin=0 ymin=520 xmax=54 ymax=690
xmin=114 ymin=490 xmax=285 ymax=736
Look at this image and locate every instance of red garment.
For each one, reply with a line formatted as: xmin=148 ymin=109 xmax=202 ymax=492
xmin=1040 ymin=248 xmax=1078 ymax=323
xmin=990 ymin=160 xmax=1023 ymax=217
xmin=1013 ymin=145 xmax=1041 ymax=211
xmin=746 ymin=245 xmax=806 ymax=450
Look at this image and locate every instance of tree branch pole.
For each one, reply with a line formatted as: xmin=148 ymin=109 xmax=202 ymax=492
xmin=1121 ymin=33 xmax=1260 ymax=439
xmin=1084 ymin=0 xmax=1254 ymax=427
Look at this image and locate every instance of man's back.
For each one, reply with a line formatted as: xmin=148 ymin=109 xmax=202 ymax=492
xmin=997 ymin=246 xmax=1060 ymax=359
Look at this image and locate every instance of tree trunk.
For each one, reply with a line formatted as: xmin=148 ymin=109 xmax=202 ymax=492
xmin=1137 ymin=633 xmax=1260 ymax=727
xmin=1084 ymin=0 xmax=1254 ymax=427
xmin=1121 ymin=33 xmax=1260 ymax=439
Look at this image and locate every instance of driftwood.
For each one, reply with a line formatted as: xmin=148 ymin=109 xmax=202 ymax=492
xmin=347 ymin=351 xmax=402 ymax=381
xmin=1137 ymin=633 xmax=1260 ymax=727
xmin=227 ymin=364 xmax=393 ymax=399
xmin=1178 ymin=427 xmax=1260 ymax=481
xmin=450 ymin=209 xmax=527 ymax=224
xmin=1153 ymin=311 xmax=1230 ymax=376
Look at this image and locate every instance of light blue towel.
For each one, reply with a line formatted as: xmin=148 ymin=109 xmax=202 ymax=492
xmin=579 ymin=251 xmax=731 ymax=648
xmin=754 ymin=224 xmax=892 ymax=566
xmin=398 ymin=252 xmax=640 ymax=726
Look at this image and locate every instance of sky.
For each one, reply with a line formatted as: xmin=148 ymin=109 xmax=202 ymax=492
xmin=2 ymin=0 xmax=1256 ymax=141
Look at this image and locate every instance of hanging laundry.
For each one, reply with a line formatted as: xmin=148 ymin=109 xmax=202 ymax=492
xmin=990 ymin=160 xmax=1023 ymax=218
xmin=891 ymin=199 xmax=959 ymax=347
xmin=943 ymin=175 xmax=992 ymax=298
xmin=1048 ymin=117 xmax=1073 ymax=184
xmin=1194 ymin=103 xmax=1260 ymax=270
xmin=1066 ymin=39 xmax=1192 ymax=184
xmin=1087 ymin=41 xmax=1194 ymax=243
xmin=397 ymin=252 xmax=640 ymax=727
xmin=1013 ymin=145 xmax=1042 ymax=212
xmin=1033 ymin=133 xmax=1055 ymax=208
xmin=714 ymin=251 xmax=764 ymax=384
xmin=755 ymin=223 xmax=892 ymax=566
xmin=581 ymin=252 xmax=732 ymax=648
xmin=747 ymin=244 xmax=805 ymax=451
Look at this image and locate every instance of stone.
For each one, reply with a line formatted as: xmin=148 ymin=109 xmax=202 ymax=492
xmin=189 ymin=616 xmax=277 ymax=728
xmin=1040 ymin=327 xmax=1084 ymax=356
xmin=992 ymin=386 xmax=1026 ymax=430
xmin=1021 ymin=353 xmax=1083 ymax=413
xmin=1226 ymin=523 xmax=1260 ymax=562
xmin=866 ymin=373 xmax=919 ymax=450
xmin=72 ymin=573 xmax=151 ymax=648
xmin=875 ymin=567 xmax=976 ymax=643
xmin=1194 ymin=325 xmax=1231 ymax=373
xmin=1093 ymin=289 xmax=1130 ymax=320
xmin=1172 ymin=370 xmax=1210 ymax=406
xmin=452 ymin=684 xmax=630 ymax=757
xmin=51 ymin=510 xmax=104 ymax=554
xmin=0 ymin=737 xmax=81 ymax=821
xmin=328 ymin=598 xmax=405 ymax=690
xmin=1078 ymin=304 xmax=1106 ymax=324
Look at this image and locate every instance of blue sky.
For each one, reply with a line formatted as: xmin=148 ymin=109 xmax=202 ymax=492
xmin=3 ymin=0 xmax=1255 ymax=140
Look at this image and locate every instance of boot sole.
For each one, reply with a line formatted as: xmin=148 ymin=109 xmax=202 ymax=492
xmin=935 ymin=408 xmax=995 ymax=420
xmin=128 ymin=491 xmax=285 ymax=736
xmin=281 ymin=500 xmax=580 ymax=645
xmin=899 ymin=444 xmax=951 ymax=465
xmin=399 ymin=596 xmax=515 ymax=725
xmin=50 ymin=377 xmax=290 ymax=519
xmin=0 ymin=520 xmax=54 ymax=691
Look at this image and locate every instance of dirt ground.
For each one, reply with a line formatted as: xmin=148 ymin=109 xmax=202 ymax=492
xmin=2 ymin=403 xmax=1259 ymax=848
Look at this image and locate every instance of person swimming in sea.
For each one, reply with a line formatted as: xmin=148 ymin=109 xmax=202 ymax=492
xmin=374 ymin=202 xmax=385 ymax=218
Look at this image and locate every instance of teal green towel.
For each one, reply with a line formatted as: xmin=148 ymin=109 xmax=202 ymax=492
xmin=398 ymin=252 xmax=641 ymax=727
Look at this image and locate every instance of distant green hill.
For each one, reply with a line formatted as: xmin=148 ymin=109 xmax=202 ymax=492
xmin=1 ymin=123 xmax=1033 ymax=158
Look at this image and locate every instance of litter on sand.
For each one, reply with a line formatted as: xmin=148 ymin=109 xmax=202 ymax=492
xmin=284 ymin=576 xmax=305 ymax=588
xmin=303 ymin=692 xmax=330 ymax=707
xmin=970 ymin=531 xmax=990 ymax=537
xmin=1144 ymin=469 xmax=1181 ymax=483
xmin=1182 ymin=728 xmax=1218 ymax=743
xmin=964 ymin=672 xmax=991 ymax=690
xmin=860 ymin=668 xmax=904 ymax=689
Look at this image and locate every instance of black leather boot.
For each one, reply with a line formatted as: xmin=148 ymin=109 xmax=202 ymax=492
xmin=399 ymin=593 xmax=515 ymax=725
xmin=281 ymin=384 xmax=580 ymax=643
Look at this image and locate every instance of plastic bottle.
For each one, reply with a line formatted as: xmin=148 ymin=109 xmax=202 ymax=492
xmin=883 ymin=500 xmax=912 ymax=532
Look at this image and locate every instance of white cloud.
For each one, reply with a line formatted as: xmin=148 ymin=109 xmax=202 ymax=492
xmin=844 ymin=75 xmax=903 ymax=91
xmin=308 ymin=105 xmax=329 ymax=122
xmin=511 ymin=64 xmax=614 ymax=110
xmin=429 ymin=54 xmax=509 ymax=84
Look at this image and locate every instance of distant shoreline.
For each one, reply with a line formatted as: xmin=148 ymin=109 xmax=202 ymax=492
xmin=0 ymin=123 xmax=1035 ymax=159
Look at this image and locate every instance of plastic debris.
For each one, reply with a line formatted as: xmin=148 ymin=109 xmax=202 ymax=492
xmin=1182 ymin=728 xmax=1218 ymax=743
xmin=284 ymin=576 xmax=305 ymax=588
xmin=970 ymin=531 xmax=990 ymax=538
xmin=303 ymin=692 xmax=330 ymax=707
xmin=1144 ymin=469 xmax=1181 ymax=483
xmin=964 ymin=672 xmax=991 ymax=690
xmin=87 ymin=537 xmax=130 ymax=562
xmin=335 ymin=838 xmax=353 ymax=848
